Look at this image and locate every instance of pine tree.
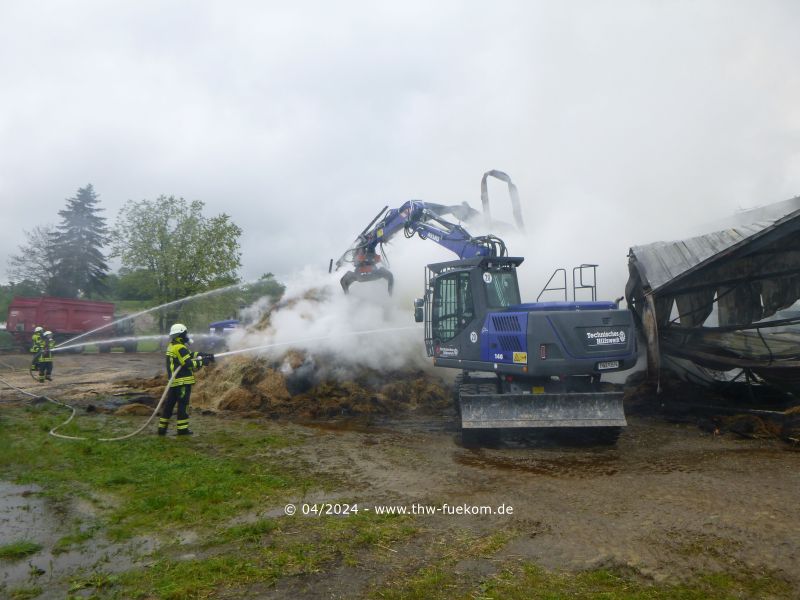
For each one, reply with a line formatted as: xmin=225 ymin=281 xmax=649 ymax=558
xmin=50 ymin=184 xmax=110 ymax=297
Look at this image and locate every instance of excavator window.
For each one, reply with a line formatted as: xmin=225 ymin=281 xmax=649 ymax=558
xmin=432 ymin=271 xmax=474 ymax=342
xmin=485 ymin=270 xmax=521 ymax=308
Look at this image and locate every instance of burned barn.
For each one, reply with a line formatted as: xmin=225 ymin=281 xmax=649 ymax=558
xmin=626 ymin=197 xmax=800 ymax=395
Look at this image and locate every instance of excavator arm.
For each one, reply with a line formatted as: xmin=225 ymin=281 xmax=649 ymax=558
xmin=335 ymin=200 xmax=507 ymax=294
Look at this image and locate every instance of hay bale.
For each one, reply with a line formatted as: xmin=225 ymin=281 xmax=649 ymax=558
xmin=282 ymin=350 xmax=306 ymax=371
xmin=218 ymin=387 xmax=262 ymax=411
xmin=781 ymin=413 xmax=800 ymax=442
xmin=255 ymin=369 xmax=291 ymax=403
xmin=723 ymin=414 xmax=782 ymax=439
xmin=117 ymin=375 xmax=168 ymax=396
xmin=381 ymin=377 xmax=449 ymax=410
xmin=192 ymin=356 xmax=257 ymax=410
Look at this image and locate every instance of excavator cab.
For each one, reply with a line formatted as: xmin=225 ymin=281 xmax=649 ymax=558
xmin=421 ymin=256 xmax=523 ymax=361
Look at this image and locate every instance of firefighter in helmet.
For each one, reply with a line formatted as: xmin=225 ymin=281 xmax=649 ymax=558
xmin=160 ymin=323 xmax=214 ymax=436
xmin=30 ymin=326 xmax=44 ymax=372
xmin=38 ymin=331 xmax=55 ymax=382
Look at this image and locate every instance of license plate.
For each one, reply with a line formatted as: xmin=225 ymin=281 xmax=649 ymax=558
xmin=597 ymin=361 xmax=619 ymax=370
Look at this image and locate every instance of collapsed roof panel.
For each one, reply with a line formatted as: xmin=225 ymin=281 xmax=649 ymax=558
xmin=625 ymin=196 xmax=800 ymax=396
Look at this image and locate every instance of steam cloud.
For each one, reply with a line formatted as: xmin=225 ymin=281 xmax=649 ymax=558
xmin=228 ymin=265 xmax=428 ymax=374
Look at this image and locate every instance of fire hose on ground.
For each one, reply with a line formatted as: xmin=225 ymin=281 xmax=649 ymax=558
xmin=0 ymin=370 xmax=179 ymax=442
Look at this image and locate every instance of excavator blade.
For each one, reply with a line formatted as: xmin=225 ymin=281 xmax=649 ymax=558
xmin=340 ymin=268 xmax=395 ymax=295
xmin=459 ymin=391 xmax=627 ymax=429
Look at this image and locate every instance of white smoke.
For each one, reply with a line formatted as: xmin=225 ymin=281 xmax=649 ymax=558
xmin=228 ymin=264 xmax=428 ymax=372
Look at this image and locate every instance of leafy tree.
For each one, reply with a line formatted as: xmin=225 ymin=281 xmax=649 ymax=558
xmin=175 ymin=272 xmax=286 ymax=332
xmin=111 ymin=196 xmax=242 ymax=332
xmin=50 ymin=184 xmax=110 ymax=297
xmin=6 ymin=225 xmax=59 ymax=294
xmin=106 ymin=268 xmax=159 ymax=301
xmin=239 ymin=273 xmax=285 ymax=307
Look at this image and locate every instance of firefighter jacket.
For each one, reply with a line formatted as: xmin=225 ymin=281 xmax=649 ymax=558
xmin=30 ymin=332 xmax=42 ymax=353
xmin=38 ymin=338 xmax=55 ymax=363
xmin=165 ymin=340 xmax=203 ymax=387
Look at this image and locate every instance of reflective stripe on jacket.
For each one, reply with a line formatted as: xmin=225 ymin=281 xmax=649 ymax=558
xmin=165 ymin=341 xmax=203 ymax=387
xmin=38 ymin=339 xmax=55 ymax=362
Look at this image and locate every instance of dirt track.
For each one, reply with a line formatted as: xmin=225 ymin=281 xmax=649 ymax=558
xmin=2 ymin=352 xmax=799 ymax=596
xmin=285 ymin=416 xmax=800 ymax=594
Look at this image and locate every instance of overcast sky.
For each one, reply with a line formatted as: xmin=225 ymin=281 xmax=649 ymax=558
xmin=1 ymin=1 xmax=799 ymax=298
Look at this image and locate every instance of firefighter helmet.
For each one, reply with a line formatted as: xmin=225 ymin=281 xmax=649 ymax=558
xmin=43 ymin=330 xmax=53 ymax=338
xmin=169 ymin=323 xmax=188 ymax=339
xmin=34 ymin=326 xmax=43 ymax=333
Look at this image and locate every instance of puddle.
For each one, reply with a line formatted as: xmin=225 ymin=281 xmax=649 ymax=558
xmin=0 ymin=481 xmax=157 ymax=596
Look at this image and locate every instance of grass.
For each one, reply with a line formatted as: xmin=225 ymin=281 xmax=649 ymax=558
xmin=0 ymin=405 xmax=314 ymax=541
xmin=0 ymin=540 xmax=43 ymax=560
xmin=135 ymin=339 xmax=161 ymax=353
xmin=369 ymin=526 xmax=519 ymax=600
xmin=53 ymin=524 xmax=99 ymax=554
xmin=368 ymin=525 xmax=795 ymax=600
xmin=116 ymin=511 xmax=418 ymax=599
xmin=372 ymin=562 xmax=793 ymax=600
xmin=82 ymin=339 xmax=162 ymax=353
xmin=7 ymin=586 xmax=43 ymax=600
xmin=478 ymin=563 xmax=794 ymax=600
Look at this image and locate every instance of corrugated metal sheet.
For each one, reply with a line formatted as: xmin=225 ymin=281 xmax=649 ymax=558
xmin=630 ymin=197 xmax=800 ymax=294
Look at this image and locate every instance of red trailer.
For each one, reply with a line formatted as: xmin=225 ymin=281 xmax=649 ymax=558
xmin=6 ymin=296 xmax=123 ymax=351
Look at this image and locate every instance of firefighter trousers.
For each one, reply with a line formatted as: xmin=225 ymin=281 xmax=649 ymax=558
xmin=38 ymin=361 xmax=52 ymax=382
xmin=160 ymin=384 xmax=192 ymax=432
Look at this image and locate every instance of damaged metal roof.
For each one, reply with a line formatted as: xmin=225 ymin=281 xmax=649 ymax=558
xmin=629 ymin=196 xmax=800 ymax=295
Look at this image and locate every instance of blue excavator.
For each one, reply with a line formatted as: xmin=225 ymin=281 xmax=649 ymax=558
xmin=332 ymin=171 xmax=638 ymax=442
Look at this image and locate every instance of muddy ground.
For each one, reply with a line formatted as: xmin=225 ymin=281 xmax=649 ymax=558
xmin=1 ymin=352 xmax=799 ymax=598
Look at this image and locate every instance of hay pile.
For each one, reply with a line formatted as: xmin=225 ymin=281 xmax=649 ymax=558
xmin=190 ymin=353 xmax=450 ymax=420
xmin=624 ymin=370 xmax=800 ymax=443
